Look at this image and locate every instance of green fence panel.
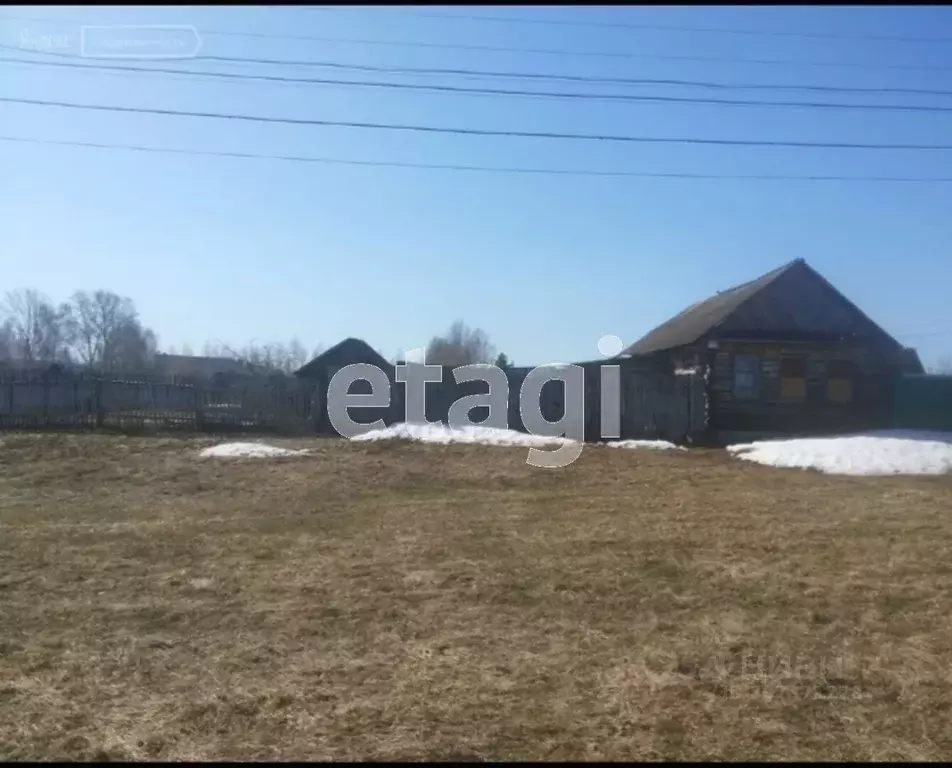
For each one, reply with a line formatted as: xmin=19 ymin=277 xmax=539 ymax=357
xmin=894 ymin=374 xmax=952 ymax=432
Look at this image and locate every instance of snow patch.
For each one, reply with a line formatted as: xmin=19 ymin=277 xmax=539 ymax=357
xmin=199 ymin=442 xmax=309 ymax=459
xmin=727 ymin=430 xmax=952 ymax=477
xmin=350 ymin=422 xmax=576 ymax=448
xmin=605 ymin=439 xmax=686 ymax=451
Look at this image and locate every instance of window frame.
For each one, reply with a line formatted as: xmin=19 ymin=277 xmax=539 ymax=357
xmin=732 ymin=353 xmax=761 ymax=400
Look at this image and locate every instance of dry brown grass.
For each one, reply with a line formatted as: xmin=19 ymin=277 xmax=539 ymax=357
xmin=1 ymin=432 xmax=952 ymax=760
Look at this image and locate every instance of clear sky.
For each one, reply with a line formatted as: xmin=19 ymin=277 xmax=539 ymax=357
xmin=2 ymin=5 xmax=951 ymax=368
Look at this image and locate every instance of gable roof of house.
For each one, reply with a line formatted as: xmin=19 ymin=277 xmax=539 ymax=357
xmin=294 ymin=337 xmax=391 ymax=377
xmin=899 ymin=347 xmax=925 ymax=375
xmin=622 ymin=258 xmax=902 ymax=357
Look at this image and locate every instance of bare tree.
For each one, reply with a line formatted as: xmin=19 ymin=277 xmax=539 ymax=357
xmin=231 ymin=340 xmax=273 ymax=371
xmin=0 ymin=318 xmax=14 ymax=362
xmin=201 ymin=341 xmax=231 ymax=358
xmin=245 ymin=338 xmax=309 ymax=374
xmin=425 ymin=320 xmax=496 ymax=366
xmin=287 ymin=337 xmax=309 ymax=372
xmin=930 ymin=356 xmax=952 ymax=374
xmin=107 ymin=318 xmax=157 ymax=371
xmin=1 ymin=289 xmax=72 ymax=364
xmin=200 ymin=336 xmax=314 ymax=375
xmin=37 ymin=301 xmax=74 ymax=363
xmin=64 ymin=290 xmax=156 ymax=371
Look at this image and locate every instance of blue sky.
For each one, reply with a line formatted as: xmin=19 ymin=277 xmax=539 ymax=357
xmin=2 ymin=5 xmax=952 ymax=367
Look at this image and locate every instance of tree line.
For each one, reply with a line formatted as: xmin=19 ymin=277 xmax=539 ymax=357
xmin=1 ymin=288 xmax=511 ymax=375
xmin=0 ymin=288 xmax=156 ymax=372
xmin=0 ymin=288 xmax=322 ymax=375
xmin=422 ymin=320 xmax=511 ymax=369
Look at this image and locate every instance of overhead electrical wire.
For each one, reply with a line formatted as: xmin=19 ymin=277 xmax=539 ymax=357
xmin=6 ymin=95 xmax=952 ymax=151
xmin=3 ymin=134 xmax=952 ymax=184
xmin=8 ymin=47 xmax=952 ymax=106
xmin=3 ymin=12 xmax=952 ymax=73
xmin=305 ymin=6 xmax=952 ymax=45
xmin=6 ymin=54 xmax=952 ymax=114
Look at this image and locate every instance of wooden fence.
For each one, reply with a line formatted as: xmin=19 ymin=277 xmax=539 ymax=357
xmin=0 ymin=374 xmax=319 ymax=434
xmin=894 ymin=373 xmax=952 ymax=433
xmin=393 ymin=362 xmax=707 ymax=443
xmin=0 ymin=363 xmax=708 ymax=442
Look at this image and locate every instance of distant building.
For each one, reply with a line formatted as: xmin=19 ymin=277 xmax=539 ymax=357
xmin=152 ymin=353 xmax=254 ymax=380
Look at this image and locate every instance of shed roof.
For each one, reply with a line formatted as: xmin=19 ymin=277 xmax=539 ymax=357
xmin=294 ymin=337 xmax=391 ymax=377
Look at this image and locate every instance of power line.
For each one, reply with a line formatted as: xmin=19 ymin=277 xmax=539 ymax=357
xmin=193 ymin=56 xmax=952 ymax=99
xmin=4 ymin=134 xmax=952 ymax=183
xmin=3 ymin=11 xmax=952 ymax=74
xmin=8 ymin=54 xmax=952 ymax=114
xmin=309 ymin=6 xmax=952 ymax=45
xmin=7 ymin=45 xmax=952 ymax=100
xmin=6 ymin=95 xmax=952 ymax=150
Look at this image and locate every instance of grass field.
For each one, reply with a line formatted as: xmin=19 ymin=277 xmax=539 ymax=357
xmin=2 ymin=433 xmax=952 ymax=760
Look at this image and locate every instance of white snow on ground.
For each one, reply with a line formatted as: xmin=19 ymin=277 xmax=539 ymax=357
xmin=199 ymin=442 xmax=309 ymax=459
xmin=605 ymin=439 xmax=686 ymax=451
xmin=351 ymin=422 xmax=576 ymax=448
xmin=727 ymin=430 xmax=952 ymax=476
xmin=350 ymin=424 xmax=690 ymax=451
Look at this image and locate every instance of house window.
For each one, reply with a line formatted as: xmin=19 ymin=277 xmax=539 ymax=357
xmin=827 ymin=360 xmax=855 ymax=403
xmin=780 ymin=355 xmax=807 ymax=401
xmin=733 ymin=354 xmax=760 ymax=400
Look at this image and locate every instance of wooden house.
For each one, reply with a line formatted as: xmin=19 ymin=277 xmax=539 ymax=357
xmin=621 ymin=258 xmax=922 ymax=439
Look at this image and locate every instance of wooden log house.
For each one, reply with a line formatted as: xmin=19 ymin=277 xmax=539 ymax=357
xmin=620 ymin=258 xmax=924 ymax=440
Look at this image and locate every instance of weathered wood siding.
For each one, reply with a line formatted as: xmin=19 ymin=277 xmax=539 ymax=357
xmin=619 ymin=366 xmax=704 ymax=441
xmin=706 ymin=339 xmax=895 ymax=434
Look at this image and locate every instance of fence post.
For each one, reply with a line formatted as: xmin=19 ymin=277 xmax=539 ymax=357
xmin=94 ymin=379 xmax=104 ymax=428
xmin=195 ymin=383 xmax=205 ymax=432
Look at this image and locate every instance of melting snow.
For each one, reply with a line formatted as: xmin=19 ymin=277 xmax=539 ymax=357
xmin=605 ymin=439 xmax=686 ymax=451
xmin=199 ymin=442 xmax=309 ymax=459
xmin=727 ymin=430 xmax=952 ymax=476
xmin=350 ymin=423 xmax=576 ymax=448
